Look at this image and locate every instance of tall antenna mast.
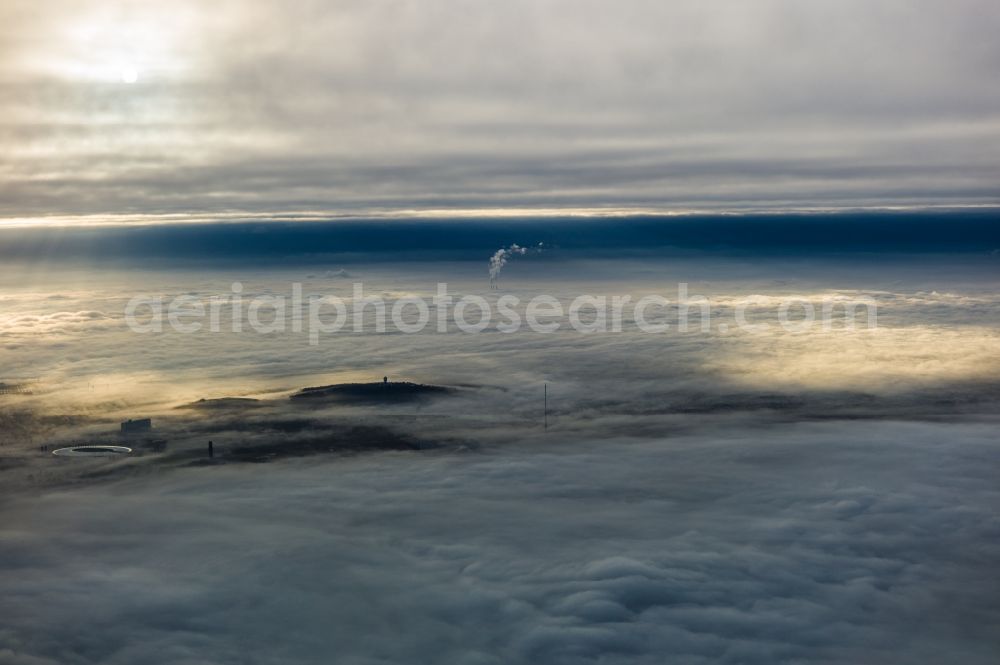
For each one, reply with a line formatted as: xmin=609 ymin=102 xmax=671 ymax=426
xmin=544 ymin=383 xmax=548 ymax=430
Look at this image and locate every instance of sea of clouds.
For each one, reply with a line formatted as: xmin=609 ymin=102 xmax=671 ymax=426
xmin=1 ymin=421 xmax=998 ymax=664
xmin=1 ymin=254 xmax=999 ymax=663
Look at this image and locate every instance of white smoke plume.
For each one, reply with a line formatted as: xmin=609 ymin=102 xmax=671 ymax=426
xmin=488 ymin=243 xmax=543 ymax=289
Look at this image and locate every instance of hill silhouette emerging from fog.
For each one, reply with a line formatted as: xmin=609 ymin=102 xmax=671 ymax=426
xmin=291 ymin=381 xmax=454 ymax=404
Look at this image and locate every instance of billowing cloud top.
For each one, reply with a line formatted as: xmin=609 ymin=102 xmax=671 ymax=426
xmin=2 ymin=0 xmax=999 ymax=221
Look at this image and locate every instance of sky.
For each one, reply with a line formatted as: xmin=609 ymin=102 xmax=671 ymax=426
xmin=2 ymin=0 xmax=1000 ymax=222
xmin=2 ymin=3 xmax=1000 ymax=662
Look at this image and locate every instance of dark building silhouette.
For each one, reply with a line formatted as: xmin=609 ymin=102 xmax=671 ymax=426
xmin=120 ymin=418 xmax=152 ymax=434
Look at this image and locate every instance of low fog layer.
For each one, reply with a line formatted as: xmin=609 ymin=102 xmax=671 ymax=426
xmin=1 ymin=255 xmax=999 ymax=473
xmin=1 ymin=254 xmax=998 ymax=423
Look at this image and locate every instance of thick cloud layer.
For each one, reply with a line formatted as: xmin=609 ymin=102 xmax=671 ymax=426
xmin=2 ymin=0 xmax=999 ymax=219
xmin=1 ymin=422 xmax=999 ymax=664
